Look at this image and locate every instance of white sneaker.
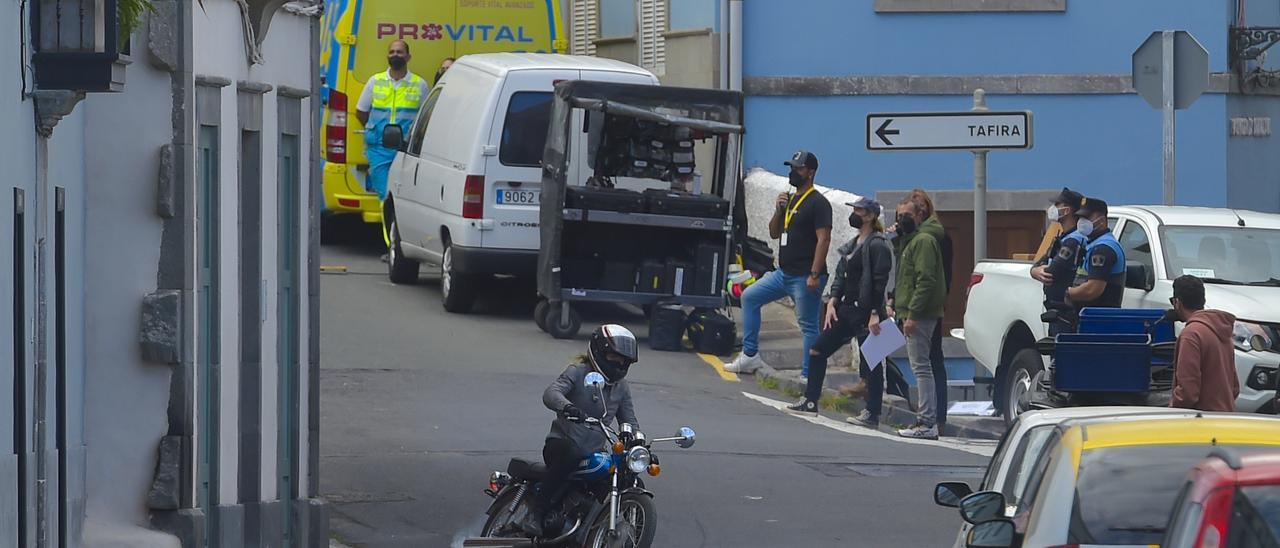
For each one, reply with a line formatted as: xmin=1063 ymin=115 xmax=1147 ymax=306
xmin=896 ymin=424 xmax=939 ymax=440
xmin=724 ymin=352 xmax=765 ymax=374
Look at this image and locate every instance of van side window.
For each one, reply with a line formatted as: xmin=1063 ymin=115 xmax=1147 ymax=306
xmin=408 ymin=88 xmax=442 ymax=156
xmin=500 ymin=92 xmax=554 ymax=167
xmin=1119 ymin=221 xmax=1153 ymax=274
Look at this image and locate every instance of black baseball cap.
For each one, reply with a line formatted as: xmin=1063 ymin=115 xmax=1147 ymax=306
xmin=1077 ymin=197 xmax=1109 ymax=218
xmin=1051 ymin=187 xmax=1085 ymax=210
xmin=846 ymin=197 xmax=882 ymax=217
xmin=784 ymin=150 xmax=819 ymax=170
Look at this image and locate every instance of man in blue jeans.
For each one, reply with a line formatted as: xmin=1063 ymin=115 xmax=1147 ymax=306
xmin=726 ymin=151 xmax=832 ymax=376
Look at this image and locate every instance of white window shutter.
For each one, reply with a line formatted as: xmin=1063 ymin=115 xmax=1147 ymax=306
xmin=571 ymin=0 xmax=598 ymax=56
xmin=639 ymin=0 xmax=665 ymax=74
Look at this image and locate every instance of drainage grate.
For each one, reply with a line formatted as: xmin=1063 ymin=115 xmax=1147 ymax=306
xmin=800 ymin=462 xmax=986 ymax=479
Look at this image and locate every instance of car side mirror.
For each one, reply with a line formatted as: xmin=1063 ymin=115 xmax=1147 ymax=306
xmin=935 ymin=481 xmax=974 ymax=508
xmin=966 ymin=518 xmax=1017 ymax=548
xmin=1125 ymin=261 xmax=1154 ymax=292
xmin=960 ymin=491 xmax=1007 ymax=524
xmin=382 ymin=124 xmax=406 ymax=152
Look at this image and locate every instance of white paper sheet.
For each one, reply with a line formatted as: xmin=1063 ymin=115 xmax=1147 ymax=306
xmin=948 ymin=401 xmax=997 ymax=416
xmin=859 ymin=321 xmax=907 ymax=371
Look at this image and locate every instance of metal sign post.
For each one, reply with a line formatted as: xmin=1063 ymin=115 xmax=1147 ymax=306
xmin=866 ymin=94 xmax=1033 ymax=262
xmin=1132 ymin=30 xmax=1209 ymax=206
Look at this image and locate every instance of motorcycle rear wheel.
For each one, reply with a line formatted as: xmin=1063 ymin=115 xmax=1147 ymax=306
xmin=480 ymin=487 xmax=529 ymax=538
xmin=585 ymin=493 xmax=657 ymax=548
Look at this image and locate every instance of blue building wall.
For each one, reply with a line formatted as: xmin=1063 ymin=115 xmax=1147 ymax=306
xmin=740 ymin=0 xmax=1257 ymax=208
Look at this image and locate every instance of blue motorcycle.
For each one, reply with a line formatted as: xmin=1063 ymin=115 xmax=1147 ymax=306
xmin=477 ymin=372 xmax=695 ymax=547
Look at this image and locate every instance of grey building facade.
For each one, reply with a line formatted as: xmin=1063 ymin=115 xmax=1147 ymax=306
xmin=2 ymin=1 xmax=327 ymax=546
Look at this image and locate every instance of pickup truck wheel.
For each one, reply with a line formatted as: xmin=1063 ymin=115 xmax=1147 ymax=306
xmin=1004 ymin=349 xmax=1043 ymax=424
xmin=440 ymin=242 xmax=477 ymax=313
xmin=387 ymin=219 xmax=420 ymax=284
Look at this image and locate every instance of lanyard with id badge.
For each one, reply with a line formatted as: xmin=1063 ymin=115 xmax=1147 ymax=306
xmin=781 ymin=187 xmax=816 ymax=248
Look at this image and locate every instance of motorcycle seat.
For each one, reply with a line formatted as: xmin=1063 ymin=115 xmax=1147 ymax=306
xmin=507 ymin=458 xmax=546 ymax=481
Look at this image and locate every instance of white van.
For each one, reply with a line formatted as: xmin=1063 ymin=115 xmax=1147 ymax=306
xmin=383 ymin=53 xmax=659 ymax=313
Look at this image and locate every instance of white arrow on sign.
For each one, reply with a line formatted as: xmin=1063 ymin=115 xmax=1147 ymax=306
xmin=866 ymin=111 xmax=1033 ymax=151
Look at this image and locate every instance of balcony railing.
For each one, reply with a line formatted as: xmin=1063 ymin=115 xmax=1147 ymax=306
xmin=32 ymin=0 xmax=129 ymax=92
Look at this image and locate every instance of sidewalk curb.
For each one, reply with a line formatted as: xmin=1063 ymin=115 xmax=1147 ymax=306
xmin=748 ymin=365 xmax=1004 ymax=441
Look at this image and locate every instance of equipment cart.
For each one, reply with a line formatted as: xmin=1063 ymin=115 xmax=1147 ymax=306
xmin=534 ymin=81 xmax=745 ymax=339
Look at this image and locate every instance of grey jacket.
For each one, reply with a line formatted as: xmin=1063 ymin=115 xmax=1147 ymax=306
xmin=543 ymin=362 xmax=639 ymax=452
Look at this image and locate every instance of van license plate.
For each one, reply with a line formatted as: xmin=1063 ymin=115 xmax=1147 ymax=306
xmin=496 ymin=189 xmax=540 ymax=205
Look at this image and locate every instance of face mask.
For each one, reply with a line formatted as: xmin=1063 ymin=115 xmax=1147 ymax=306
xmin=788 ymin=170 xmax=805 ymax=187
xmin=1047 ymin=205 xmax=1061 ymax=222
xmin=1076 ymin=217 xmax=1095 ymax=236
xmin=849 ymin=212 xmax=865 ymax=229
xmin=898 ymin=215 xmax=917 ymax=235
xmin=388 ymin=56 xmax=408 ymax=70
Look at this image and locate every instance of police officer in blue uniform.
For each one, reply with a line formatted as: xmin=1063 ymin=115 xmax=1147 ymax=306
xmin=1031 ymin=188 xmax=1089 ymax=335
xmin=1065 ymin=197 xmax=1127 ymax=320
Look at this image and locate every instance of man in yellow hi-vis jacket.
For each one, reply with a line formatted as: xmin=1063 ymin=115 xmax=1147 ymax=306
xmin=356 ymin=39 xmax=429 ymax=201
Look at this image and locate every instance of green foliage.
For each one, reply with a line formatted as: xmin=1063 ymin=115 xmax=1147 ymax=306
xmin=118 ymin=0 xmax=156 ymax=40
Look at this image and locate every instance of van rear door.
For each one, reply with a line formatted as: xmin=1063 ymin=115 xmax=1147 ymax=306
xmin=481 ymin=69 xmax=577 ymax=252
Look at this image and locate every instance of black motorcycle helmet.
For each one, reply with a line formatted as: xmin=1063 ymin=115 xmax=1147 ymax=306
xmin=588 ymin=324 xmax=639 ymax=383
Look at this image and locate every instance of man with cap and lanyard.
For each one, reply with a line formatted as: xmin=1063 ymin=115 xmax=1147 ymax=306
xmin=726 ymin=150 xmax=833 ymax=377
xmin=1030 ymin=187 xmax=1089 ymax=335
xmin=1064 ymin=197 xmax=1127 ymax=322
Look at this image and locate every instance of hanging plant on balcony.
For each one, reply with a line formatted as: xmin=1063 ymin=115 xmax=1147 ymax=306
xmin=118 ymin=0 xmax=157 ymax=39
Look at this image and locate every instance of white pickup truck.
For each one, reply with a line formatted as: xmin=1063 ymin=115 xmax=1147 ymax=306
xmin=962 ymin=206 xmax=1280 ymax=423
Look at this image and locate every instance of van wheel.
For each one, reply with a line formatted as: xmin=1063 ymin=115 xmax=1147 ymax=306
xmin=387 ymin=220 xmax=419 ymax=284
xmin=1004 ymin=349 xmax=1043 ymax=425
xmin=545 ymin=304 xmax=581 ymax=340
xmin=440 ymin=242 xmax=477 ymax=313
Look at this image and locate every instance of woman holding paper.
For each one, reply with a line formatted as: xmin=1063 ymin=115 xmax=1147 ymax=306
xmin=786 ymin=197 xmax=894 ymax=424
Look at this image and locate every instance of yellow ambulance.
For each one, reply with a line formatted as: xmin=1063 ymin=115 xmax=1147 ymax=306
xmin=319 ymin=0 xmax=566 ymax=227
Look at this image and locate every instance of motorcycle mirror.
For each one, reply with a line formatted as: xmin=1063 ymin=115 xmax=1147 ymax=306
xmin=676 ymin=427 xmax=696 ymax=448
xmin=585 ymin=372 xmax=606 ymax=387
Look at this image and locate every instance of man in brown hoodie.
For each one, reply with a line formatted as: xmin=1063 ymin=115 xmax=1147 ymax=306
xmin=1170 ymin=275 xmax=1240 ymax=412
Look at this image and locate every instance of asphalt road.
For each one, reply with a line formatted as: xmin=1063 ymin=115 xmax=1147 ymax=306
xmin=319 ymin=233 xmax=994 ymax=548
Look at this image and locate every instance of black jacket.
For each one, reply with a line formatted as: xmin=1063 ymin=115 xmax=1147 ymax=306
xmin=830 ymin=232 xmax=893 ymax=315
xmin=543 ymin=362 xmax=638 ymax=452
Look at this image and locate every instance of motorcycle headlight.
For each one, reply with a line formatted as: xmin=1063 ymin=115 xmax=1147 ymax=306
xmin=1233 ymin=321 xmax=1272 ymax=352
xmin=626 ymin=446 xmax=651 ymax=474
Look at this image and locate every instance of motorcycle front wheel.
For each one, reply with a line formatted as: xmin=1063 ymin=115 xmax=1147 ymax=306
xmin=480 ymin=487 xmax=529 ymax=538
xmin=585 ymin=493 xmax=657 ymax=548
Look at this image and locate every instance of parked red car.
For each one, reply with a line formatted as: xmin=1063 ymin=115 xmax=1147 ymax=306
xmin=1162 ymin=448 xmax=1280 ymax=548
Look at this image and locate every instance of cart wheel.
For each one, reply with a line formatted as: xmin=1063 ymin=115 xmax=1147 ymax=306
xmin=534 ymin=300 xmax=551 ymax=332
xmin=545 ymin=305 xmax=581 ymax=340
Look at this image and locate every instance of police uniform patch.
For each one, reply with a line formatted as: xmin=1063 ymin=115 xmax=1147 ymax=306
xmin=1057 ymin=246 xmax=1073 ymax=260
xmin=1091 ymin=253 xmax=1106 ymax=267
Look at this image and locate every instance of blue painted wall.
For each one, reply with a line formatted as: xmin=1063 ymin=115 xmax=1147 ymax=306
xmin=738 ymin=0 xmax=1262 ymax=208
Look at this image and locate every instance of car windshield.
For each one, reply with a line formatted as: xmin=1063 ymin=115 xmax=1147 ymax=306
xmin=1161 ymin=226 xmax=1280 ymax=285
xmin=1069 ymin=444 xmax=1278 ymax=545
xmin=1233 ymin=485 xmax=1280 ymax=545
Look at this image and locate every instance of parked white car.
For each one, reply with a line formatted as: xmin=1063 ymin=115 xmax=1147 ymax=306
xmin=962 ymin=206 xmax=1280 ymax=422
xmin=381 ymin=53 xmax=658 ymax=312
xmin=933 ymin=406 xmax=1199 ymax=548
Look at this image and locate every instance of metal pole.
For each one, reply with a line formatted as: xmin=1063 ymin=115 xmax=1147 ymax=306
xmin=729 ymin=0 xmax=743 ymax=92
xmin=719 ymin=0 xmax=729 ymax=89
xmin=972 ymin=89 xmax=989 ymax=263
xmin=1161 ymin=30 xmax=1176 ymax=205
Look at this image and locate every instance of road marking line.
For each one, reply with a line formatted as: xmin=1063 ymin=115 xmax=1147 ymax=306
xmin=741 ymin=392 xmax=996 ymax=457
xmin=698 ymin=353 xmax=741 ymax=383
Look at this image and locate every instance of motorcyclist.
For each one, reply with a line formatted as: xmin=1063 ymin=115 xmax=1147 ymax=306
xmin=1064 ymin=197 xmax=1127 ymax=319
xmin=521 ymin=324 xmax=640 ymax=537
xmin=1030 ymin=187 xmax=1089 ymax=335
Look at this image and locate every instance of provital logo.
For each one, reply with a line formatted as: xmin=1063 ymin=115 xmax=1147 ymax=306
xmin=376 ymin=23 xmax=536 ymax=43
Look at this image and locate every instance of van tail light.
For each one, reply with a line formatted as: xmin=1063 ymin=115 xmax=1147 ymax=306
xmin=966 ymin=272 xmax=984 ymax=298
xmin=326 ymin=90 xmax=348 ymax=164
xmin=1197 ymin=487 xmax=1234 ymax=548
xmin=463 ymin=175 xmax=485 ymax=219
